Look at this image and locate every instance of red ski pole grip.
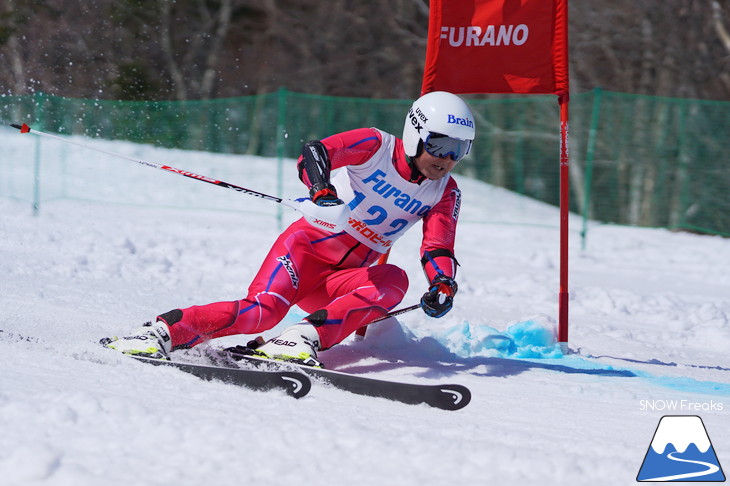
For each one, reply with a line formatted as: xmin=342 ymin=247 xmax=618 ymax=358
xmin=10 ymin=123 xmax=31 ymax=133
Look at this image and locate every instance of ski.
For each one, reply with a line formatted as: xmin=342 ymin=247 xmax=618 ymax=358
xmin=131 ymin=356 xmax=311 ymax=399
xmin=221 ymin=347 xmax=471 ymax=411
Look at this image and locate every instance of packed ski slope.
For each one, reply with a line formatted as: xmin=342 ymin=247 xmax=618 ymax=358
xmin=1 ymin=128 xmax=728 ymax=485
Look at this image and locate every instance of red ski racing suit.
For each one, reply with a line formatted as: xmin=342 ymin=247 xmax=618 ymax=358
xmin=160 ymin=128 xmax=461 ymax=350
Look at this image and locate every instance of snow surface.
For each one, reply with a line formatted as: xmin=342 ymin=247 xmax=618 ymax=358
xmin=1 ymin=127 xmax=729 ymax=485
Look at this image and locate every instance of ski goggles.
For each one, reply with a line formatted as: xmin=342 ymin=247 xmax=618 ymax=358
xmin=423 ymin=133 xmax=472 ymax=162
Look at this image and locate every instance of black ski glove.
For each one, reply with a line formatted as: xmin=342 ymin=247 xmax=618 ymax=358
xmin=420 ymin=274 xmax=458 ymax=318
xmin=300 ymin=140 xmax=343 ymax=207
xmin=311 ymin=186 xmax=343 ymax=207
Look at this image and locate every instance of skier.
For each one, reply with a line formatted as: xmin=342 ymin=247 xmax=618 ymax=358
xmin=103 ymin=91 xmax=475 ymax=366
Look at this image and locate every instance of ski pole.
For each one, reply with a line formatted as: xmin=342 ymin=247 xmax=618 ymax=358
xmin=10 ymin=123 xmax=300 ymax=211
xmin=351 ymin=303 xmax=420 ymax=342
xmin=368 ymin=303 xmax=420 ymax=324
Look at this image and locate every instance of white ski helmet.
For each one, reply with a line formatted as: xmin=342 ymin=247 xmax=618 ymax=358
xmin=403 ymin=91 xmax=475 ymax=162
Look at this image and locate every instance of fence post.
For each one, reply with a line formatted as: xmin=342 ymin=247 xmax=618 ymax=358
xmin=32 ymin=135 xmax=41 ymax=216
xmin=514 ymin=106 xmax=526 ymax=195
xmin=276 ymin=87 xmax=288 ymax=231
xmin=672 ymin=99 xmax=690 ymax=230
xmin=32 ymin=91 xmax=47 ymax=216
xmin=580 ymin=87 xmax=602 ymax=248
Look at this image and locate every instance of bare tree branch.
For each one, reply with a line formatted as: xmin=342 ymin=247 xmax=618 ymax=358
xmin=159 ymin=0 xmax=188 ymax=100
xmin=200 ymin=0 xmax=233 ymax=99
xmin=711 ymin=0 xmax=730 ymax=52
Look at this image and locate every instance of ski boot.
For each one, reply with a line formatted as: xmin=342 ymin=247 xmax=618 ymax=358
xmin=101 ymin=321 xmax=172 ymax=360
xmin=249 ymin=323 xmax=324 ymax=367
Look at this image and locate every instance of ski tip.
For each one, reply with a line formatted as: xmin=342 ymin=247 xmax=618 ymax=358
xmin=438 ymin=385 xmax=472 ymax=411
xmin=280 ymin=371 xmax=312 ymax=399
xmin=10 ymin=123 xmax=30 ymax=133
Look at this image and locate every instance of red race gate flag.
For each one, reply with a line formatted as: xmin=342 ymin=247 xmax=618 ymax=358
xmin=422 ymin=0 xmax=571 ymax=351
xmin=422 ymin=0 xmax=568 ymax=95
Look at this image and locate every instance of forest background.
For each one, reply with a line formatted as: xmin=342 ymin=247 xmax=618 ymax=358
xmin=1 ymin=0 xmax=729 ymax=102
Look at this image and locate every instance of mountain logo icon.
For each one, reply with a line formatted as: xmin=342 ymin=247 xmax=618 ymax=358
xmin=637 ymin=415 xmax=725 ymax=482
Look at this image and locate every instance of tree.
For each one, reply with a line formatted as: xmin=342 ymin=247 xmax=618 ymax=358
xmin=1 ymin=0 xmax=727 ymax=101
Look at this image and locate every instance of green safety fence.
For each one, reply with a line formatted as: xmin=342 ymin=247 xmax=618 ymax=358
xmin=1 ymin=87 xmax=729 ymax=238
